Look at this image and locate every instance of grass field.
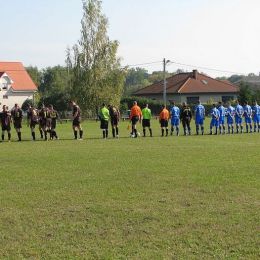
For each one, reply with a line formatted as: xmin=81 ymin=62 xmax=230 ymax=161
xmin=1 ymin=119 xmax=260 ymax=259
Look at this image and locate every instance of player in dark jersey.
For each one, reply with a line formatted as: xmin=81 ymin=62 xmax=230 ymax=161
xmin=27 ymin=103 xmax=39 ymax=141
xmin=49 ymin=104 xmax=62 ymax=140
xmin=38 ymin=103 xmax=45 ymax=138
xmin=180 ymin=102 xmax=192 ymax=135
xmin=108 ymin=104 xmax=120 ymax=138
xmin=0 ymin=105 xmax=12 ymax=142
xmin=38 ymin=103 xmax=51 ymax=141
xmin=70 ymin=101 xmax=83 ymax=140
xmin=11 ymin=103 xmax=23 ymax=141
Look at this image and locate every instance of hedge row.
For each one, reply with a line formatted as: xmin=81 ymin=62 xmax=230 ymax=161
xmin=120 ymin=97 xmax=214 ymax=116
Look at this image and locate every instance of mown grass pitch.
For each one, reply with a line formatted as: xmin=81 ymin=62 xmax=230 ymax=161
xmin=1 ymin=119 xmax=260 ymax=259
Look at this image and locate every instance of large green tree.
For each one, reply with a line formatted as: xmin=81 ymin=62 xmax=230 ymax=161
xmin=37 ymin=66 xmax=71 ymax=111
xmin=237 ymin=82 xmax=252 ymax=104
xmin=66 ymin=0 xmax=126 ymax=115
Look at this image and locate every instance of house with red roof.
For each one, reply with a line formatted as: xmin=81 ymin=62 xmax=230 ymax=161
xmin=0 ymin=62 xmax=38 ymax=109
xmin=133 ymin=70 xmax=239 ymax=104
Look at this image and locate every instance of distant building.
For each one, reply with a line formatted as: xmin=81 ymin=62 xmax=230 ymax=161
xmin=0 ymin=62 xmax=38 ymax=109
xmin=133 ymin=70 xmax=239 ymax=104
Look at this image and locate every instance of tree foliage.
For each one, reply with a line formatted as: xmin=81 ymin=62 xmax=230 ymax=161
xmin=252 ymin=89 xmax=260 ymax=102
xmin=123 ymin=68 xmax=150 ymax=96
xmin=148 ymin=71 xmax=172 ymax=84
xmin=26 ymin=66 xmax=71 ymax=111
xmin=66 ymin=0 xmax=126 ymax=115
xmin=123 ymin=69 xmax=175 ymax=97
xmin=237 ymin=82 xmax=252 ymax=104
xmin=26 ymin=66 xmax=42 ymax=87
xmin=227 ymin=74 xmax=243 ymax=84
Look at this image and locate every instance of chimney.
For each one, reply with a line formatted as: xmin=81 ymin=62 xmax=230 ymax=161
xmin=193 ymin=70 xmax=198 ymax=79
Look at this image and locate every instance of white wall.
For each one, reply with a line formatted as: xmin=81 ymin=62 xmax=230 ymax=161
xmin=0 ymin=89 xmax=34 ymax=110
xmin=136 ymin=93 xmax=237 ymax=105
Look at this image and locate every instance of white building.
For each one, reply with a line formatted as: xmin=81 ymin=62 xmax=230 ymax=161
xmin=0 ymin=62 xmax=38 ymax=109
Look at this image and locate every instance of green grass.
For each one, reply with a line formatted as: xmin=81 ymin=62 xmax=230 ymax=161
xmin=0 ymin=119 xmax=260 ymax=259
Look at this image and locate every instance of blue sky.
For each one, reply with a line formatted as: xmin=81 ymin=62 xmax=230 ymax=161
xmin=1 ymin=0 xmax=260 ymax=77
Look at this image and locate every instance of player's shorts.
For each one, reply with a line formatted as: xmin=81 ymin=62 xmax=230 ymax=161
xmin=245 ymin=117 xmax=252 ymax=124
xmin=30 ymin=120 xmax=38 ymax=128
xmin=171 ymin=117 xmax=180 ymax=126
xmin=131 ymin=116 xmax=139 ymax=126
xmin=195 ymin=117 xmax=204 ymax=125
xmin=142 ymin=119 xmax=150 ymax=128
xmin=181 ymin=117 xmax=191 ymax=127
xmin=219 ymin=118 xmax=225 ymax=125
xmin=227 ymin=116 xmax=234 ymax=125
xmin=39 ymin=119 xmax=46 ymax=127
xmin=235 ymin=116 xmax=242 ymax=124
xmin=100 ymin=119 xmax=108 ymax=129
xmin=210 ymin=119 xmax=219 ymax=127
xmin=46 ymin=118 xmax=52 ymax=128
xmin=14 ymin=120 xmax=22 ymax=129
xmin=73 ymin=117 xmax=81 ymax=127
xmin=111 ymin=116 xmax=119 ymax=126
xmin=2 ymin=124 xmax=11 ymax=131
xmin=253 ymin=116 xmax=260 ymax=123
xmin=51 ymin=119 xmax=57 ymax=129
xmin=160 ymin=119 xmax=168 ymax=128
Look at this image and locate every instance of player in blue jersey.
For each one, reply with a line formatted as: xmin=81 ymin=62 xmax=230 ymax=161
xmin=209 ymin=103 xmax=220 ymax=135
xmin=226 ymin=101 xmax=235 ymax=134
xmin=234 ymin=100 xmax=244 ymax=133
xmin=218 ymin=101 xmax=226 ymax=134
xmin=243 ymin=100 xmax=252 ymax=133
xmin=194 ymin=100 xmax=205 ymax=135
xmin=170 ymin=102 xmax=180 ymax=136
xmin=252 ymin=100 xmax=260 ymax=132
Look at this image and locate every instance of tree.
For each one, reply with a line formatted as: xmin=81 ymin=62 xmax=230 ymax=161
xmin=26 ymin=66 xmax=42 ymax=87
xmin=228 ymin=74 xmax=243 ymax=84
xmin=215 ymin=76 xmax=228 ymax=81
xmin=37 ymin=66 xmax=70 ymax=111
xmin=66 ymin=0 xmax=126 ymax=116
xmin=237 ymin=82 xmax=252 ymax=104
xmin=21 ymin=98 xmax=33 ymax=111
xmin=252 ymin=89 xmax=260 ymax=102
xmin=123 ymin=68 xmax=151 ymax=96
xmin=148 ymin=71 xmax=172 ymax=84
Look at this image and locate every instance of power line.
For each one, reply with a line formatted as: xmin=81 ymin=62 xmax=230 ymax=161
xmin=169 ymin=61 xmax=247 ymax=76
xmin=3 ymin=60 xmax=251 ymax=76
xmin=122 ymin=59 xmax=249 ymax=76
xmin=122 ymin=61 xmax=162 ymax=67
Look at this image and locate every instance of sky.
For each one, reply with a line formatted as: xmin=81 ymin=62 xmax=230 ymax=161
xmin=1 ymin=0 xmax=260 ymax=78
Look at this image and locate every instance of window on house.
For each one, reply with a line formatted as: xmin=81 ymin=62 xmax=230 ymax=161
xmin=3 ymin=95 xmax=8 ymax=99
xmin=201 ymin=80 xmax=208 ymax=84
xmin=187 ymin=97 xmax=199 ymax=104
xmin=2 ymin=83 xmax=7 ymax=90
xmin=222 ymin=96 xmax=233 ymax=103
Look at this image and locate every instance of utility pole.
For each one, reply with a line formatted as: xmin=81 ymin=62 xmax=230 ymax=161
xmin=163 ymin=58 xmax=170 ymax=107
